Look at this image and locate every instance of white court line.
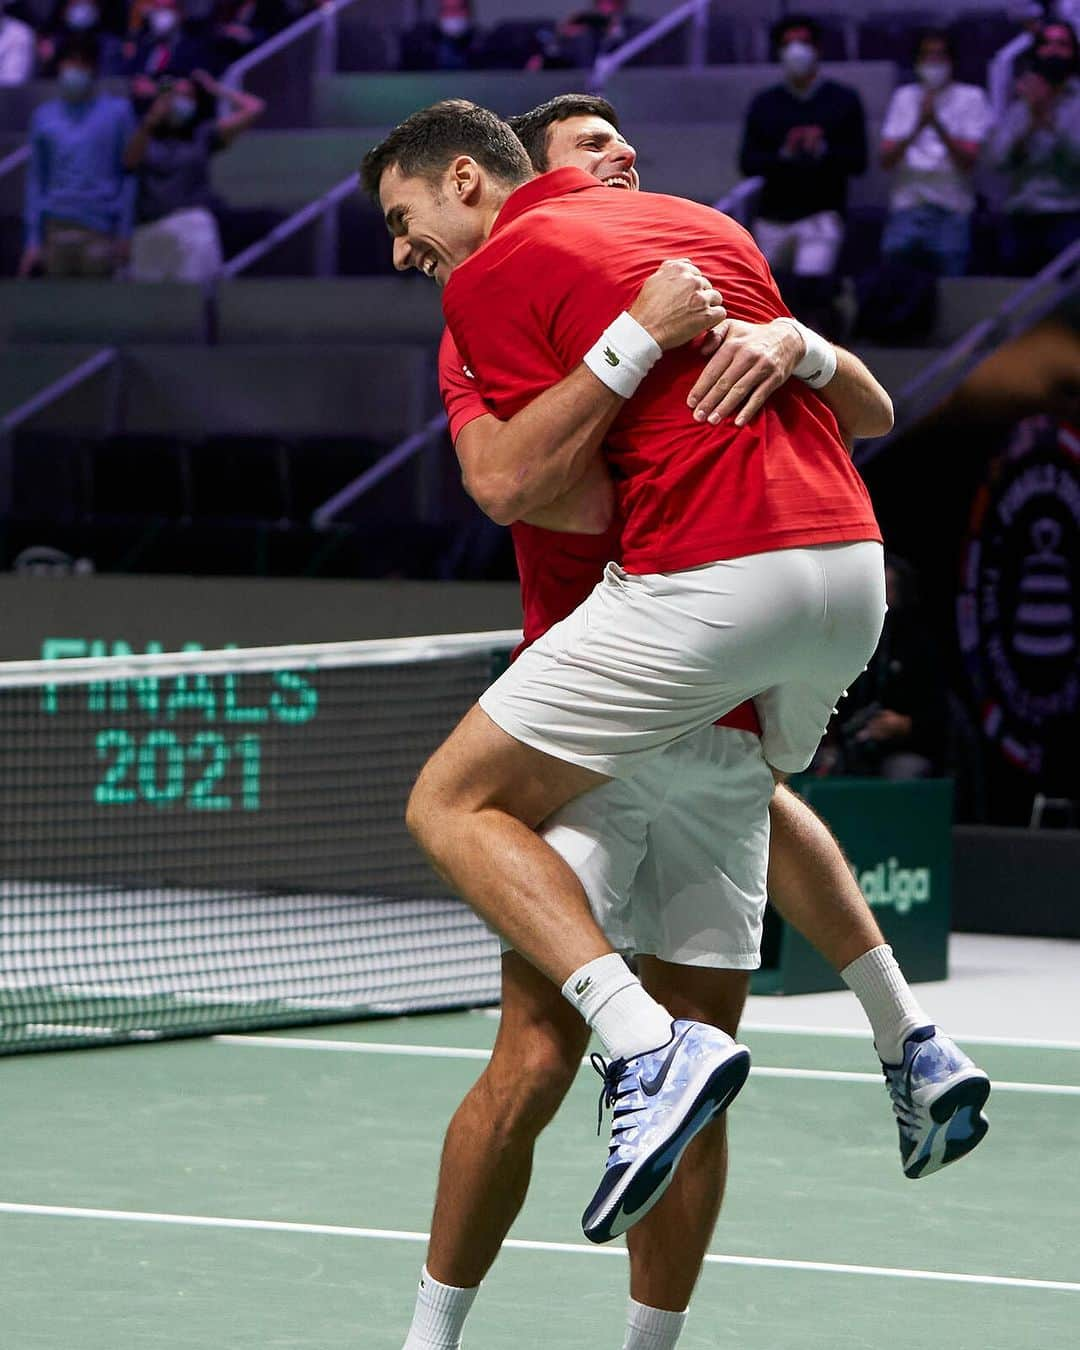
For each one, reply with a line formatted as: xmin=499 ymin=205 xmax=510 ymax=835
xmin=211 ymin=1035 xmax=1080 ymax=1096
xmin=2 ymin=1201 xmax=1077 ymax=1294
xmin=741 ymin=1023 xmax=1080 ymax=1053
xmin=485 ymin=1009 xmax=1080 ymax=1053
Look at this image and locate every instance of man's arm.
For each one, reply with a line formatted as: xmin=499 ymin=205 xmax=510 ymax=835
xmin=739 ymin=92 xmax=783 ymax=178
xmin=831 ymin=88 xmax=868 ymax=177
xmin=19 ymin=115 xmax=47 ymax=277
xmin=453 ymin=259 xmax=723 ymax=526
xmin=685 ymin=319 xmax=894 ymax=444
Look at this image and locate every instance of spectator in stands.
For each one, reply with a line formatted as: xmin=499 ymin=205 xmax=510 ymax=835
xmin=400 ymin=0 xmax=480 ymax=72
xmin=103 ymin=0 xmax=210 ymax=78
xmin=989 ymin=19 xmax=1080 ymax=274
xmin=0 ymin=0 xmax=35 ymax=84
xmin=878 ymin=29 xmax=992 ymax=277
xmin=19 ymin=34 xmax=135 ymax=278
xmin=739 ymin=14 xmax=867 ymax=333
xmin=36 ymin=0 xmax=108 ymax=77
xmin=124 ymin=67 xmax=263 ymax=280
xmin=527 ymin=0 xmax=647 ymax=70
xmin=211 ymin=0 xmax=286 ymax=73
xmin=814 ymin=556 xmax=946 ymax=780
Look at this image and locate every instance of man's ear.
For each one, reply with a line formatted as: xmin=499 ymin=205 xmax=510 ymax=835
xmin=448 ymin=154 xmax=482 ymax=203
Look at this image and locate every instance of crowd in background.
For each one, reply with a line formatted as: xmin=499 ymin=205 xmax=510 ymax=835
xmin=3 ymin=0 xmax=1077 ymax=287
xmin=0 ymin=0 xmax=309 ymax=82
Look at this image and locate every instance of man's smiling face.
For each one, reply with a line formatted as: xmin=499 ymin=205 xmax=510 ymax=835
xmin=380 ymin=158 xmax=489 ymax=287
xmin=544 ymin=114 xmax=640 ymax=191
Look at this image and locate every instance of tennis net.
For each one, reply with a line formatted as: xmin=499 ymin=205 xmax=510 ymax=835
xmin=0 ymin=630 xmax=519 ymax=1054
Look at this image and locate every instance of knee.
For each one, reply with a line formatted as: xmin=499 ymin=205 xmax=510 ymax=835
xmin=405 ymin=757 xmax=455 ymax=859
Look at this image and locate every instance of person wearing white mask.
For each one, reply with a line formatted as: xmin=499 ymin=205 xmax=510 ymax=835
xmin=0 ymin=0 xmax=35 ymax=85
xmin=879 ymin=29 xmax=991 ymax=276
xmin=105 ymin=0 xmax=210 ymax=78
xmin=739 ymin=14 xmax=867 ymax=333
xmin=124 ymin=67 xmax=264 ymax=280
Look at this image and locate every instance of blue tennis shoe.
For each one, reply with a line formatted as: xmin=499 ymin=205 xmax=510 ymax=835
xmin=582 ymin=1019 xmax=751 ymax=1244
xmin=882 ymin=1025 xmax=990 ymax=1179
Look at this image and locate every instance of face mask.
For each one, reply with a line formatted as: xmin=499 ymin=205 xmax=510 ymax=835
xmin=168 ymin=94 xmax=197 ymax=126
xmin=1033 ymin=54 xmax=1073 ymax=86
xmin=58 ymin=66 xmax=93 ymax=100
xmin=780 ymin=41 xmax=816 ymax=80
xmin=916 ymin=61 xmax=950 ymax=90
xmin=439 ymin=16 xmax=470 ymax=38
xmin=148 ymin=7 xmax=179 ymax=37
xmin=65 ymin=2 xmax=99 ymax=29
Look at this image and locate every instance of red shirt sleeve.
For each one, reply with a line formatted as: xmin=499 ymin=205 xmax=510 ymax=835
xmin=443 ymin=259 xmax=588 ymax=420
xmin=438 ymin=328 xmax=492 ymax=444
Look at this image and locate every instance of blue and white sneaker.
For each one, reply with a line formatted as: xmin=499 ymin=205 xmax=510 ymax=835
xmin=582 ymin=1019 xmax=751 ymax=1244
xmin=882 ymin=1025 xmax=990 ymax=1179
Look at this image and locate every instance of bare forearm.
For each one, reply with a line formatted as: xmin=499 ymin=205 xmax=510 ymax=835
xmin=124 ymin=123 xmax=153 ymax=170
xmin=820 ymin=348 xmax=894 ymax=443
xmin=519 ymin=453 xmax=616 ymax=534
xmin=457 ymin=366 xmax=622 ymax=525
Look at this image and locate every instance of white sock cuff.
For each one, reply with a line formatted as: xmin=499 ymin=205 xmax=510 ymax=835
xmin=841 ymin=942 xmax=899 ymax=988
xmin=624 ymin=1296 xmax=687 ymax=1349
xmin=561 ymin=952 xmax=636 ymax=1016
xmin=404 ymin=1266 xmax=479 ymax=1348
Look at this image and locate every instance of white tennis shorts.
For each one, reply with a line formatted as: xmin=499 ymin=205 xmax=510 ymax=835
xmin=499 ymin=723 xmax=773 ymax=968
xmin=479 ymin=541 xmax=885 ymax=777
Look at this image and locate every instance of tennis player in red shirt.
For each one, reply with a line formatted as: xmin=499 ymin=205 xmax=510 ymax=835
xmin=396 ymin=95 xmax=987 ymax=1350
xmin=362 ymin=100 xmax=989 ymax=1260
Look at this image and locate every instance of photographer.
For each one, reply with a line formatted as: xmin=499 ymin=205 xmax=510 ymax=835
xmin=124 ymin=68 xmax=264 ymax=282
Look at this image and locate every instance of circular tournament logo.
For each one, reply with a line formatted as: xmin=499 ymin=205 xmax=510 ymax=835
xmin=957 ymin=417 xmax=1080 ymax=774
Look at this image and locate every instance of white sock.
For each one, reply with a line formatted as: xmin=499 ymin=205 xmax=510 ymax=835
xmin=622 ymin=1297 xmax=687 ymax=1350
xmin=561 ymin=953 xmax=674 ymax=1061
xmin=841 ymin=944 xmax=931 ymax=1064
xmin=401 ymin=1266 xmax=479 ymax=1350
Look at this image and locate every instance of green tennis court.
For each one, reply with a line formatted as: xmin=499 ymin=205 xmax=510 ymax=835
xmin=4 ymin=996 xmax=1078 ymax=1349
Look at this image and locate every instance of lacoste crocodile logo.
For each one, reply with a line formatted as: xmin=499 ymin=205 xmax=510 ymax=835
xmin=603 ymin=347 xmax=620 ymax=367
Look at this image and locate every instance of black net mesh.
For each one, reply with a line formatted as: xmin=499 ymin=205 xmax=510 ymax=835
xmin=0 ymin=636 xmax=516 ymax=1053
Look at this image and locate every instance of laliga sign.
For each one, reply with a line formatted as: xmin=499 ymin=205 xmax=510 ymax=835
xmin=856 ymin=858 xmax=931 ymax=914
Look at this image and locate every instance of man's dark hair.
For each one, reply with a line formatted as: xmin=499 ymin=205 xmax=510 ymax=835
xmin=508 ymin=94 xmax=620 ymax=172
xmin=913 ymin=27 xmax=955 ymax=63
xmin=57 ymin=33 xmax=100 ymax=67
xmin=770 ymin=13 xmax=822 ymax=56
xmin=361 ymin=99 xmax=532 ymax=201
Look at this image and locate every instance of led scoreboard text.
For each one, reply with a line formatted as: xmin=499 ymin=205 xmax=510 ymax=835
xmin=41 ymin=638 xmax=319 ymax=813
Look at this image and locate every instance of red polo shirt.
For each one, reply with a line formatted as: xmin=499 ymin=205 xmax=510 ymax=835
xmin=443 ymin=168 xmax=881 ymax=575
xmin=439 ymin=328 xmax=762 ymax=736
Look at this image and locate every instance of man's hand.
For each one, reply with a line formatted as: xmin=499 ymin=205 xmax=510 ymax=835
xmin=17 ymin=245 xmax=42 ymax=278
xmin=855 ymin=709 xmax=913 ymax=744
xmin=628 ymin=258 xmax=726 ymax=351
xmin=801 ymin=124 xmax=826 ymax=155
xmin=685 ymin=318 xmax=805 ymax=427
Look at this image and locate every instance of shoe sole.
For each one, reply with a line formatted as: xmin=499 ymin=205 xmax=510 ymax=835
xmin=582 ymin=1046 xmax=751 ymax=1243
xmin=904 ymin=1071 xmax=991 ymax=1180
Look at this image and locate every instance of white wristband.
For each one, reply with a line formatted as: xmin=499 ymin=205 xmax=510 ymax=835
xmin=582 ymin=311 xmax=663 ymax=399
xmin=779 ymin=317 xmax=838 ymax=389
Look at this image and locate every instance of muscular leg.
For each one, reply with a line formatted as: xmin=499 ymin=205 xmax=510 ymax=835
xmin=625 ymin=958 xmax=750 ymax=1312
xmin=407 ymin=705 xmax=615 ymax=987
xmin=766 ymin=782 xmax=884 ymax=970
xmin=425 ymin=952 xmax=589 ymax=1288
xmin=766 ymin=781 xmax=932 ymax=1063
